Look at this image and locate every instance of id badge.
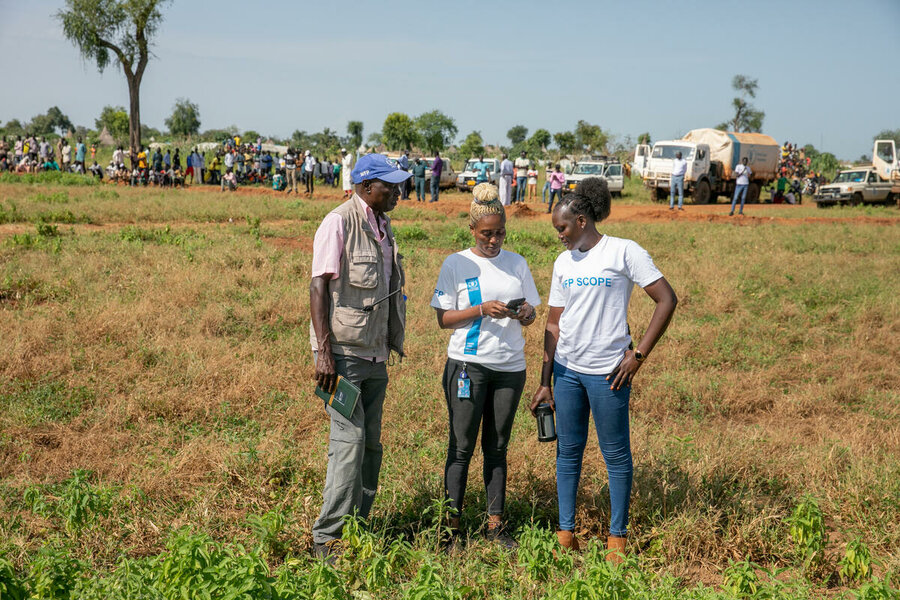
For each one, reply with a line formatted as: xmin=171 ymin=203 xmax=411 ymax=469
xmin=457 ymin=366 xmax=471 ymax=399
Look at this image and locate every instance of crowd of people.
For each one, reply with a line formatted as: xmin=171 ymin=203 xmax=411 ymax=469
xmin=0 ymin=133 xmax=92 ymax=175
xmin=309 ymin=153 xmax=678 ymax=564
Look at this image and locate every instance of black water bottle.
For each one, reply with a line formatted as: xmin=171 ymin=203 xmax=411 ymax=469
xmin=535 ymin=403 xmax=557 ymax=442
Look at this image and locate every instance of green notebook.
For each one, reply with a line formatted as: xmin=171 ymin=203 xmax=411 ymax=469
xmin=315 ymin=376 xmax=361 ymax=420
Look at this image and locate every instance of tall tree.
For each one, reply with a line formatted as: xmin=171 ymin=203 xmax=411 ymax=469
xmin=347 ymin=121 xmax=364 ymax=150
xmin=637 ymin=132 xmax=651 ymax=145
xmin=507 ymin=125 xmax=528 ymax=146
xmin=58 ymin=0 xmax=170 ymax=157
xmin=416 ymin=110 xmax=457 ymax=155
xmin=458 ymin=131 xmax=484 ymax=160
xmin=874 ymin=129 xmax=900 ymax=146
xmin=717 ymin=74 xmax=765 ymax=133
xmin=528 ymin=129 xmax=551 ymax=152
xmin=95 ymin=105 xmax=130 ymax=140
xmin=165 ymin=98 xmax=201 ymax=137
xmin=575 ymin=120 xmax=608 ymax=154
xmin=381 ymin=112 xmax=418 ymax=151
xmin=554 ymin=131 xmax=577 ymax=156
xmin=29 ymin=107 xmax=74 ymax=136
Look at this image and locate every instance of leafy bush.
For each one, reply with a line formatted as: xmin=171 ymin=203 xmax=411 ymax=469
xmin=840 ymin=539 xmax=874 ymax=584
xmin=24 ymin=470 xmax=114 ymax=534
xmin=787 ymin=496 xmax=828 ymax=573
xmin=516 ymin=525 xmax=574 ymax=582
xmin=28 ymin=544 xmax=84 ymax=600
xmin=394 ymin=224 xmax=429 ymax=242
xmin=0 ymin=556 xmax=28 ymax=600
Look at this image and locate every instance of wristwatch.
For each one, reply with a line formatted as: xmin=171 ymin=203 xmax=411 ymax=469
xmin=633 ymin=349 xmax=646 ymax=362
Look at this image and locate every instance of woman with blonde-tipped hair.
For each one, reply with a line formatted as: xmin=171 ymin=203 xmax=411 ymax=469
xmin=431 ymin=183 xmax=541 ymax=550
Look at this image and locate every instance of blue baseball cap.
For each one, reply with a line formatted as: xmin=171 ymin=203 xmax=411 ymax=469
xmin=351 ymin=153 xmax=413 ymax=185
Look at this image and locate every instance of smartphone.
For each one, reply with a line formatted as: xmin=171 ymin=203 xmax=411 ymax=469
xmin=505 ymin=297 xmax=526 ymax=311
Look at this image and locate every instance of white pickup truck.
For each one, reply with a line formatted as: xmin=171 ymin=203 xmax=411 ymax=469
xmin=813 ymin=167 xmax=895 ymax=207
xmin=563 ymin=159 xmax=625 ymax=197
xmin=456 ymin=158 xmax=500 ymax=191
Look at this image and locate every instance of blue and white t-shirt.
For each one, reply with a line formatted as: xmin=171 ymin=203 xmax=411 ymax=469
xmin=431 ymin=249 xmax=541 ymax=371
xmin=548 ymin=235 xmax=663 ymax=375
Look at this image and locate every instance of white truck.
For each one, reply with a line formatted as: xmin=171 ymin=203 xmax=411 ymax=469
xmin=563 ymin=158 xmax=625 ymax=197
xmin=637 ymin=128 xmax=780 ymax=204
xmin=873 ymin=138 xmax=900 ymax=206
xmin=813 ymin=167 xmax=895 ymax=207
xmin=456 ymin=158 xmax=501 ymax=191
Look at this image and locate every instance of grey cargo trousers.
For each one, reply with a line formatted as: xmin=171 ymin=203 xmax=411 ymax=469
xmin=312 ymin=354 xmax=388 ymax=544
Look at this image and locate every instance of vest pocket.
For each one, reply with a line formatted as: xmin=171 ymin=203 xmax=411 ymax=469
xmin=331 ymin=306 xmax=369 ymax=346
xmin=348 ymin=252 xmax=378 ymax=289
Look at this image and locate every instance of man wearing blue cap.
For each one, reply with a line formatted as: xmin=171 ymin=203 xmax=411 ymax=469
xmin=309 ymin=153 xmax=412 ymax=560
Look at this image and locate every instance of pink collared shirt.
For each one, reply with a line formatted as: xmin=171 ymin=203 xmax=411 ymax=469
xmin=311 ymin=195 xmax=393 ymax=285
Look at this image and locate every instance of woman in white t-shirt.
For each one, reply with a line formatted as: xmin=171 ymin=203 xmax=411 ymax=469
xmin=432 ymin=183 xmax=541 ymax=549
xmin=530 ymin=177 xmax=677 ymax=560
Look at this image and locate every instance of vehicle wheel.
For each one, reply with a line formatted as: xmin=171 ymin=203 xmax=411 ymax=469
xmin=883 ymin=192 xmax=894 ymax=206
xmin=851 ymin=192 xmax=863 ymax=206
xmin=747 ymin=182 xmax=761 ymax=203
xmin=651 ymin=187 xmax=665 ymax=202
xmin=694 ymin=180 xmax=711 ymax=204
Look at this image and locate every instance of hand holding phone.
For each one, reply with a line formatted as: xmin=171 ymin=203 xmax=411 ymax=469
xmin=505 ymin=297 xmax=526 ymax=311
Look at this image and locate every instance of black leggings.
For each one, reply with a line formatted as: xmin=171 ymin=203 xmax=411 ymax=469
xmin=442 ymin=358 xmax=526 ymax=516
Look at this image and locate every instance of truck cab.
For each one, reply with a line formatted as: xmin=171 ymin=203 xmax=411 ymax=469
xmin=633 ymin=144 xmax=651 ymax=178
xmin=456 ymin=158 xmax=500 ymax=191
xmin=564 ymin=159 xmax=625 ymax=196
xmin=644 ymin=142 xmax=712 ymax=201
xmin=814 ymin=167 xmax=894 ymax=207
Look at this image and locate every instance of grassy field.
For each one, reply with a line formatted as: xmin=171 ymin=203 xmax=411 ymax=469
xmin=0 ymin=176 xmax=898 ymax=599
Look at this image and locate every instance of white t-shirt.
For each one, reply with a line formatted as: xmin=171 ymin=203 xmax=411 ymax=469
xmin=734 ymin=163 xmax=752 ymax=185
xmin=548 ymin=235 xmax=663 ymax=375
xmin=431 ymin=248 xmax=541 ymax=371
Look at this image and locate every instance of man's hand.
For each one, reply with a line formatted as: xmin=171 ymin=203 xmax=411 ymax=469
xmin=315 ymin=348 xmax=337 ymax=393
xmin=510 ymin=301 xmax=536 ymax=323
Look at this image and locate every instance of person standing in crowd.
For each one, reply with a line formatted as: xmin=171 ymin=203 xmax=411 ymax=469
xmin=542 ymin=162 xmax=553 ymax=204
xmin=262 ymin=151 xmax=273 ymax=179
xmin=341 ymin=149 xmax=354 ymax=199
xmin=397 ymin=149 xmax=411 ymax=200
xmin=235 ymin=148 xmax=245 ymax=176
xmin=61 ymin=139 xmax=72 ymax=172
xmin=75 ymin=137 xmax=87 ymax=173
xmin=547 ymin=164 xmax=566 ymax=213
xmin=223 ymin=147 xmax=234 ymax=175
xmin=309 ymin=153 xmax=411 ymax=561
xmin=152 ymin=147 xmax=163 ymax=172
xmin=332 ymin=159 xmax=341 ymax=187
xmin=514 ymin=151 xmax=530 ymax=204
xmin=304 ymin=150 xmax=316 ymax=196
xmin=531 ymin=177 xmax=677 ymax=562
xmin=527 ymin=165 xmax=538 ymax=201
xmin=669 ymin=151 xmax=686 ymax=211
xmin=39 ymin=137 xmax=50 ymax=163
xmin=730 ymin=157 xmax=751 ymax=216
xmin=412 ymin=157 xmax=428 ymax=202
xmin=475 ymin=156 xmax=490 ymax=185
xmin=55 ymin=137 xmax=64 ymax=167
xmin=431 ymin=151 xmax=443 ymax=203
xmin=185 ymin=149 xmax=196 ymax=184
xmin=284 ymin=147 xmax=298 ymax=194
xmin=90 ymin=142 xmax=97 ymax=163
xmin=431 ymin=183 xmax=540 ymax=550
xmin=163 ymin=148 xmax=171 ymax=170
xmin=499 ymin=153 xmax=514 ymax=206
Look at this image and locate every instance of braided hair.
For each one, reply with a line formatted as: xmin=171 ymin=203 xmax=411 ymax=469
xmin=470 ymin=182 xmax=505 ymax=227
xmin=555 ymin=176 xmax=611 ymax=223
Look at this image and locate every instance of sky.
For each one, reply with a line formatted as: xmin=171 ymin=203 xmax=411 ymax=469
xmin=1 ymin=0 xmax=898 ymax=160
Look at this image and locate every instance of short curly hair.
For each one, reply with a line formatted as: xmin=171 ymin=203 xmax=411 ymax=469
xmin=470 ymin=183 xmax=505 ymax=227
xmin=555 ymin=176 xmax=611 ymax=222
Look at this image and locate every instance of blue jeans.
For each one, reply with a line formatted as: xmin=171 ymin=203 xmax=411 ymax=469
xmin=547 ymin=188 xmax=563 ymax=213
xmin=731 ymin=184 xmax=748 ymax=213
xmin=553 ymin=361 xmax=632 ymax=537
xmin=670 ymin=175 xmax=684 ymax=208
xmin=542 ymin=181 xmax=551 ymax=203
xmin=516 ymin=176 xmax=527 ymax=202
xmin=430 ymin=176 xmax=440 ymax=202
